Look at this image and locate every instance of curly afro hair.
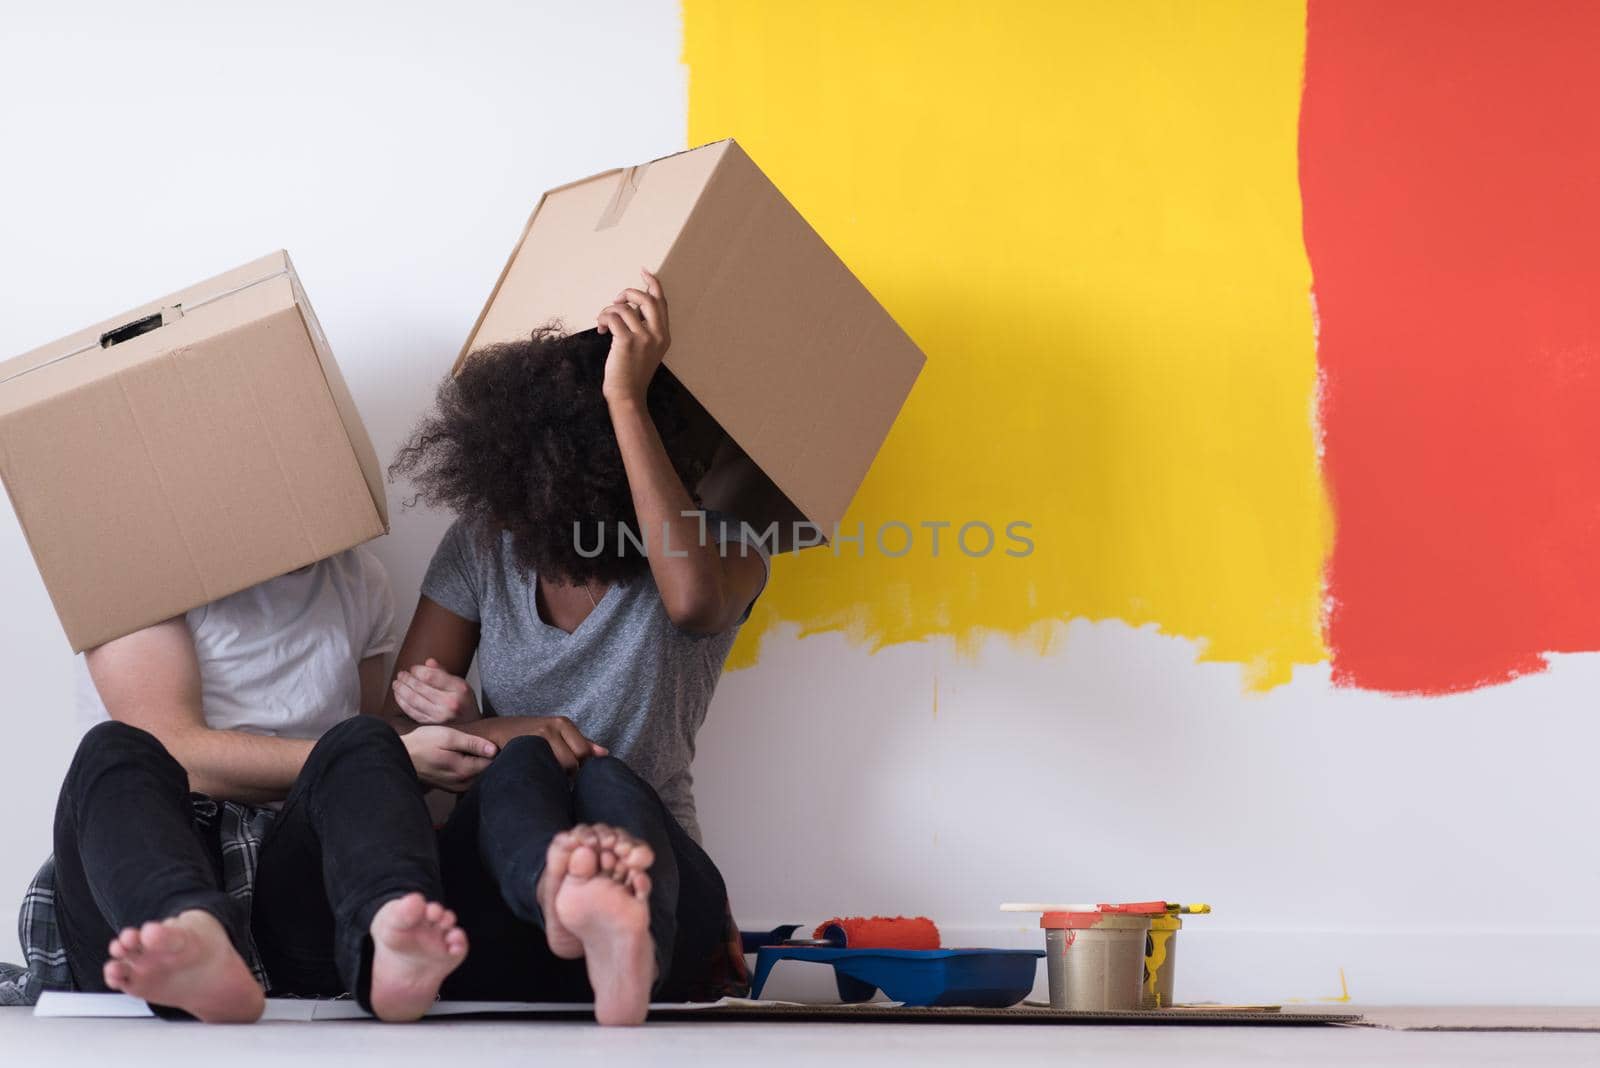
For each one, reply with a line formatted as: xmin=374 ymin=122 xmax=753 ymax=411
xmin=390 ymin=327 xmax=718 ymax=585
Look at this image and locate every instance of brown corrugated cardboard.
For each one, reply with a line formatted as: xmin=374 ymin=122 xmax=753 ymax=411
xmin=460 ymin=139 xmax=926 ymax=549
xmin=0 ymin=251 xmax=387 ymax=651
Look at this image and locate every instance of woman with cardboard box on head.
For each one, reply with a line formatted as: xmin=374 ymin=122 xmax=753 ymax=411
xmin=386 ymin=268 xmax=769 ymax=1026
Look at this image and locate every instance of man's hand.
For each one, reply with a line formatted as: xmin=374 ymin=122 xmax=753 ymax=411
xmin=392 ymin=658 xmax=481 ymax=725
xmin=403 ymin=725 xmax=497 ymax=792
xmin=598 ymin=267 xmax=670 ymax=405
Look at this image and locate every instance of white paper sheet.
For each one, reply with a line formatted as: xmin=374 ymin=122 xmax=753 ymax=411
xmin=33 ymin=992 xmax=746 ymax=1020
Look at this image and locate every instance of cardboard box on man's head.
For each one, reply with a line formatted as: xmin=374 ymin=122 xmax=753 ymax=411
xmin=460 ymin=138 xmax=926 ymax=551
xmin=0 ymin=251 xmax=387 ymax=652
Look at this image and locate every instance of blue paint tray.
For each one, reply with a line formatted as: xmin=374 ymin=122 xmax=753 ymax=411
xmin=750 ymin=946 xmax=1044 ymax=1008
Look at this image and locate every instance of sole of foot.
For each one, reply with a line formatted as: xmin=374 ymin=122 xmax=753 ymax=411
xmin=367 ymin=892 xmax=469 ymax=1022
xmin=103 ymin=910 xmax=264 ymax=1023
xmin=538 ymin=823 xmax=657 ymax=1026
xmin=538 ymin=825 xmax=656 ymax=960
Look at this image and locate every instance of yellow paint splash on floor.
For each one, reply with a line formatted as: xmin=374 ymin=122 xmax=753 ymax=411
xmin=685 ymin=1 xmax=1329 ymax=687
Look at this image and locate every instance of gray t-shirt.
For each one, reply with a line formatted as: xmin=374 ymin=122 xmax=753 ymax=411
xmin=421 ymin=512 xmax=769 ymax=841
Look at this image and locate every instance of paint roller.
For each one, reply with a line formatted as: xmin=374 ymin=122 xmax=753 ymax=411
xmin=819 ymin=914 xmax=940 ymax=946
xmin=811 ymin=915 xmax=942 ymax=950
xmin=742 ymin=916 xmax=943 ymax=952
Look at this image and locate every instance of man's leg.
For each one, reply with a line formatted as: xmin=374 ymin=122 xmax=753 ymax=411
xmin=250 ymin=715 xmax=464 ymax=1020
xmin=51 ymin=720 xmax=262 ymax=1022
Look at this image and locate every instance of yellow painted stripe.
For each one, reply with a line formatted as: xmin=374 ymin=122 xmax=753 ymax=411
xmin=684 ymin=1 xmax=1328 ymax=687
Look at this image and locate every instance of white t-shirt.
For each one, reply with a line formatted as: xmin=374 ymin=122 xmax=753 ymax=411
xmin=77 ymin=547 xmax=399 ymax=740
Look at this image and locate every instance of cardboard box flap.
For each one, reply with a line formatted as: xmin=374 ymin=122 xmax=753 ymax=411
xmin=0 ymin=251 xmax=295 ymax=418
xmin=458 ymin=141 xmax=734 ymax=366
xmin=0 ymin=251 xmax=386 ymax=526
xmin=456 ymin=139 xmax=926 ymax=543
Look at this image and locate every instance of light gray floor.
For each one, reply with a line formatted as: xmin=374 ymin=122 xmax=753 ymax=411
xmin=5 ymin=1009 xmax=1599 ymax=1067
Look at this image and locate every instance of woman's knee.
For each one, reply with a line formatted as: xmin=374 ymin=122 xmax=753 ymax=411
xmin=571 ymin=754 xmax=646 ymax=799
xmin=492 ymin=734 xmax=563 ymax=777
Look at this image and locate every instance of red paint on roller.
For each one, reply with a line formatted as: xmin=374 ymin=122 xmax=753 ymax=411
xmin=1302 ymin=0 xmax=1600 ymax=694
xmin=814 ymin=916 xmax=941 ymax=950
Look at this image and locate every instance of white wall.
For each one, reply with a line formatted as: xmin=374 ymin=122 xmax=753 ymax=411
xmin=3 ymin=0 xmax=1598 ymax=1006
xmin=0 ymin=0 xmax=686 ymax=961
xmin=706 ymin=625 xmax=1600 ymax=1005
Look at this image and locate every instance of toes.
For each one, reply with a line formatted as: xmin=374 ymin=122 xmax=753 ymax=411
xmin=104 ymin=959 xmax=133 ymax=990
xmin=625 ymin=843 xmax=655 ymax=871
xmin=396 ymin=892 xmax=428 ymax=925
xmin=109 ymin=929 xmax=137 ymax=960
xmin=568 ymin=844 xmax=599 ymax=879
xmin=424 ymin=900 xmax=445 ymax=925
xmin=629 ymin=870 xmax=653 ymax=901
xmin=544 ymin=835 xmax=573 ymax=882
xmin=445 ymin=930 xmax=468 ymax=957
xmin=375 ymin=892 xmax=429 ymax=935
xmin=140 ymin=921 xmax=176 ymax=954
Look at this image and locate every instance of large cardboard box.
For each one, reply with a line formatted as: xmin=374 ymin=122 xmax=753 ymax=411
xmin=0 ymin=251 xmax=387 ymax=651
xmin=460 ymin=138 xmax=926 ymax=549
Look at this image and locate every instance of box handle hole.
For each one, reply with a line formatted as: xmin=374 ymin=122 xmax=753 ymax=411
xmin=100 ymin=311 xmax=166 ymax=348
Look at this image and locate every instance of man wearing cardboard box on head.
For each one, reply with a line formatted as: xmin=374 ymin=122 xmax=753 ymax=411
xmin=0 ymin=254 xmax=496 ymax=1021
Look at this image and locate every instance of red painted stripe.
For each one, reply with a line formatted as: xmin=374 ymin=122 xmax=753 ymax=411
xmin=1303 ymin=0 xmax=1600 ymax=694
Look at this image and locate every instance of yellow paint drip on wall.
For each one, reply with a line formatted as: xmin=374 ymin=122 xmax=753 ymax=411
xmin=684 ymin=1 xmax=1329 ymax=687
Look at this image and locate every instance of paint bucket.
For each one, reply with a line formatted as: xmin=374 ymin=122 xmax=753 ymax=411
xmin=1041 ymin=911 xmax=1151 ymax=1011
xmin=1142 ymin=914 xmax=1182 ymax=1008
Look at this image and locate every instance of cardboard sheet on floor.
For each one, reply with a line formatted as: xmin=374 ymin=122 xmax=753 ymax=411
xmin=1336 ymin=1006 xmax=1600 ymax=1033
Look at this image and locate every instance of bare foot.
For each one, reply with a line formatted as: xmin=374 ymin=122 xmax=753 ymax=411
xmin=536 ymin=830 xmax=587 ymax=959
xmin=590 ymin=823 xmax=654 ymax=884
xmin=367 ymin=892 xmax=469 ymax=1022
xmin=537 ymin=823 xmax=657 ymax=1026
xmin=536 ymin=826 xmax=656 ymax=959
xmin=102 ymin=910 xmax=264 ymax=1023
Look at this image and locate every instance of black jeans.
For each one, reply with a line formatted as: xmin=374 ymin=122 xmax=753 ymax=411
xmin=438 ymin=736 xmax=731 ymax=1002
xmin=52 ymin=716 xmax=443 ymax=1014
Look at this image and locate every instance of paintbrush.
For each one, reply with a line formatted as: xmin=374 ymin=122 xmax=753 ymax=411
xmin=1000 ymin=901 xmax=1213 ymax=914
